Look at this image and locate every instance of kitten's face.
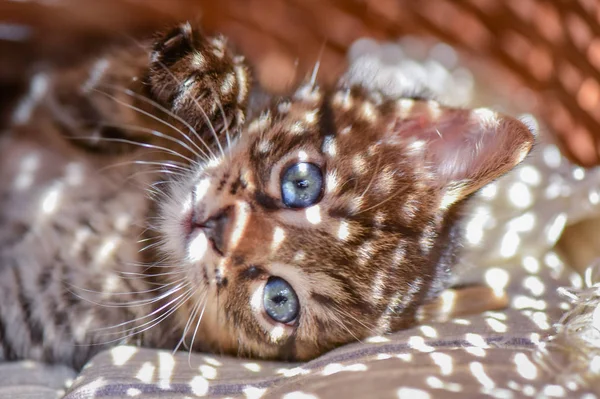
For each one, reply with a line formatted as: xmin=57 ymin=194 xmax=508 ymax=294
xmin=159 ymin=82 xmax=534 ymax=360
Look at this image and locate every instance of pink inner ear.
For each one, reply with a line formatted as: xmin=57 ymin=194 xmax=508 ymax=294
xmin=391 ymin=100 xmax=535 ymax=197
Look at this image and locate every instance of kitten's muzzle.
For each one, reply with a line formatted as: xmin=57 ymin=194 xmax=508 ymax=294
xmin=194 ymin=206 xmax=233 ymax=256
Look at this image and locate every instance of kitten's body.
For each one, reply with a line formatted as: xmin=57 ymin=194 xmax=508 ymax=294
xmin=0 ymin=23 xmax=534 ymax=369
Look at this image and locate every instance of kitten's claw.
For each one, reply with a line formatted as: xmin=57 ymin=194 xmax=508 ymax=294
xmin=148 ymin=22 xmax=251 ymax=139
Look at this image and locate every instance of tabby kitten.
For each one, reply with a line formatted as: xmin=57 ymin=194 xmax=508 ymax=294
xmin=0 ymin=23 xmax=534 ymax=369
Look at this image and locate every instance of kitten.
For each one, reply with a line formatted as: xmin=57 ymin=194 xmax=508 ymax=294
xmin=0 ymin=23 xmax=534 ymax=369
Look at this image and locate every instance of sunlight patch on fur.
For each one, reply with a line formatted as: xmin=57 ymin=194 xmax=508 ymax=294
xmin=305 ymin=205 xmax=322 ymax=225
xmin=337 ymin=221 xmax=350 ymax=241
xmin=12 ymin=73 xmax=48 ymax=125
xmin=229 ymin=201 xmax=250 ymax=250
xmin=188 ymin=233 xmax=209 ymax=262
xmin=360 ymin=101 xmax=377 ymax=122
xmin=195 ymin=178 xmax=212 ymax=203
xmin=325 ymin=171 xmax=338 ymax=195
xmin=93 ymin=235 xmax=120 ymax=267
xmin=304 ymin=110 xmax=317 ymax=125
xmin=40 ymin=183 xmax=63 ymax=215
xmin=397 ymin=98 xmax=415 ymax=118
xmin=271 ymin=226 xmax=286 ymax=252
xmin=427 ymin=100 xmax=442 ymax=121
xmin=13 ymin=152 xmax=40 ymax=190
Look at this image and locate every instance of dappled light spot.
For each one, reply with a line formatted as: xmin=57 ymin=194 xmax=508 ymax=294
xmin=135 ymin=362 xmax=155 ymax=383
xmin=464 ymin=347 xmax=486 ymax=358
xmin=40 ymin=183 xmax=63 ymax=215
xmin=305 ymin=205 xmax=322 ymax=225
xmin=270 ymin=226 xmax=286 ymax=252
xmin=366 ymin=335 xmax=390 ymax=343
xmin=430 ymin=352 xmax=453 ymax=376
xmin=243 ymin=386 xmax=267 ymax=399
xmin=13 ymin=152 xmax=40 ymax=190
xmin=189 ymin=375 xmax=209 ymax=396
xmin=485 ymin=318 xmax=508 ymax=333
xmin=321 ymin=363 xmax=367 ymax=376
xmin=397 ymin=387 xmax=431 ymax=399
xmin=126 ymin=388 xmax=142 ymax=397
xmin=485 ymin=268 xmax=509 ymax=295
xmin=243 ymin=363 xmax=261 ymax=372
xmin=110 ymin=346 xmax=138 ymax=366
xmin=157 ymin=352 xmax=175 ymax=389
xmin=409 ymin=336 xmax=435 ymax=353
xmin=283 ymin=391 xmax=319 ymax=399
xmin=187 ymin=232 xmax=208 ymax=262
xmin=426 ymin=376 xmax=462 ymax=392
xmin=514 ymin=353 xmax=538 ymax=380
xmin=276 ymin=367 xmax=310 ymax=378
xmin=420 ymin=325 xmax=438 ymax=338
xmin=199 ymin=365 xmax=217 ymax=379
xmin=469 ymin=362 xmax=495 ymax=389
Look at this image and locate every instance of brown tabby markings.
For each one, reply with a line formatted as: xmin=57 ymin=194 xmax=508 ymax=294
xmin=0 ymin=22 xmax=534 ymax=368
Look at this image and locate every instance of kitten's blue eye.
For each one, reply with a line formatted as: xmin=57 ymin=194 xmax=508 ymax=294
xmin=263 ymin=277 xmax=299 ymax=324
xmin=281 ymin=162 xmax=323 ymax=208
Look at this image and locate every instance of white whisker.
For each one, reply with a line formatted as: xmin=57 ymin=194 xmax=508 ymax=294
xmin=99 ymin=83 xmax=215 ymax=159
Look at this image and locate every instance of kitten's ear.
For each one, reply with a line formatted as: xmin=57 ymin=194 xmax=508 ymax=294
xmin=390 ymin=100 xmax=535 ymax=201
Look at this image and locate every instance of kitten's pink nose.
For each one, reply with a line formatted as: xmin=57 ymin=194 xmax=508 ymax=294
xmin=197 ymin=206 xmax=232 ymax=256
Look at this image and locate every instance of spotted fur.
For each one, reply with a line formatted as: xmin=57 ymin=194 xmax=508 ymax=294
xmin=0 ymin=23 xmax=534 ymax=367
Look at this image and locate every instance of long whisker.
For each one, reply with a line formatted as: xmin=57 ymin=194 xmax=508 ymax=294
xmin=110 ymin=287 xmax=197 ymax=339
xmin=68 ymin=135 xmax=197 ymax=164
xmin=99 ymin=83 xmax=215 ymax=159
xmin=92 ymin=88 xmax=211 ymax=161
xmin=173 ymin=291 xmax=205 ymax=354
xmin=96 ymin=121 xmax=203 ymax=160
xmin=98 ymin=160 xmax=188 ymax=175
xmin=329 ymin=304 xmax=373 ymax=343
xmin=66 ymin=279 xmax=189 ymax=309
xmin=123 ymin=168 xmax=186 ymax=184
xmin=87 ymin=287 xmax=196 ymax=346
xmin=210 ymin=85 xmax=234 ymax=159
xmin=188 ymin=299 xmax=208 ymax=367
xmin=310 ymin=40 xmax=327 ymax=89
xmin=192 ymin=91 xmax=226 ymax=159
xmin=119 ymin=269 xmax=187 ymax=278
xmin=68 ymin=277 xmax=184 ymax=298
xmin=94 ymin=283 xmax=193 ymax=331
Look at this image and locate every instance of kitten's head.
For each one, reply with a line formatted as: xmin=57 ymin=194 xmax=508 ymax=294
xmin=154 ymin=25 xmax=534 ymax=360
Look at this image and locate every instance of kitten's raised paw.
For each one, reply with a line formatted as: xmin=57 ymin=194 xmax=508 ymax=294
xmin=148 ymin=22 xmax=251 ymax=138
